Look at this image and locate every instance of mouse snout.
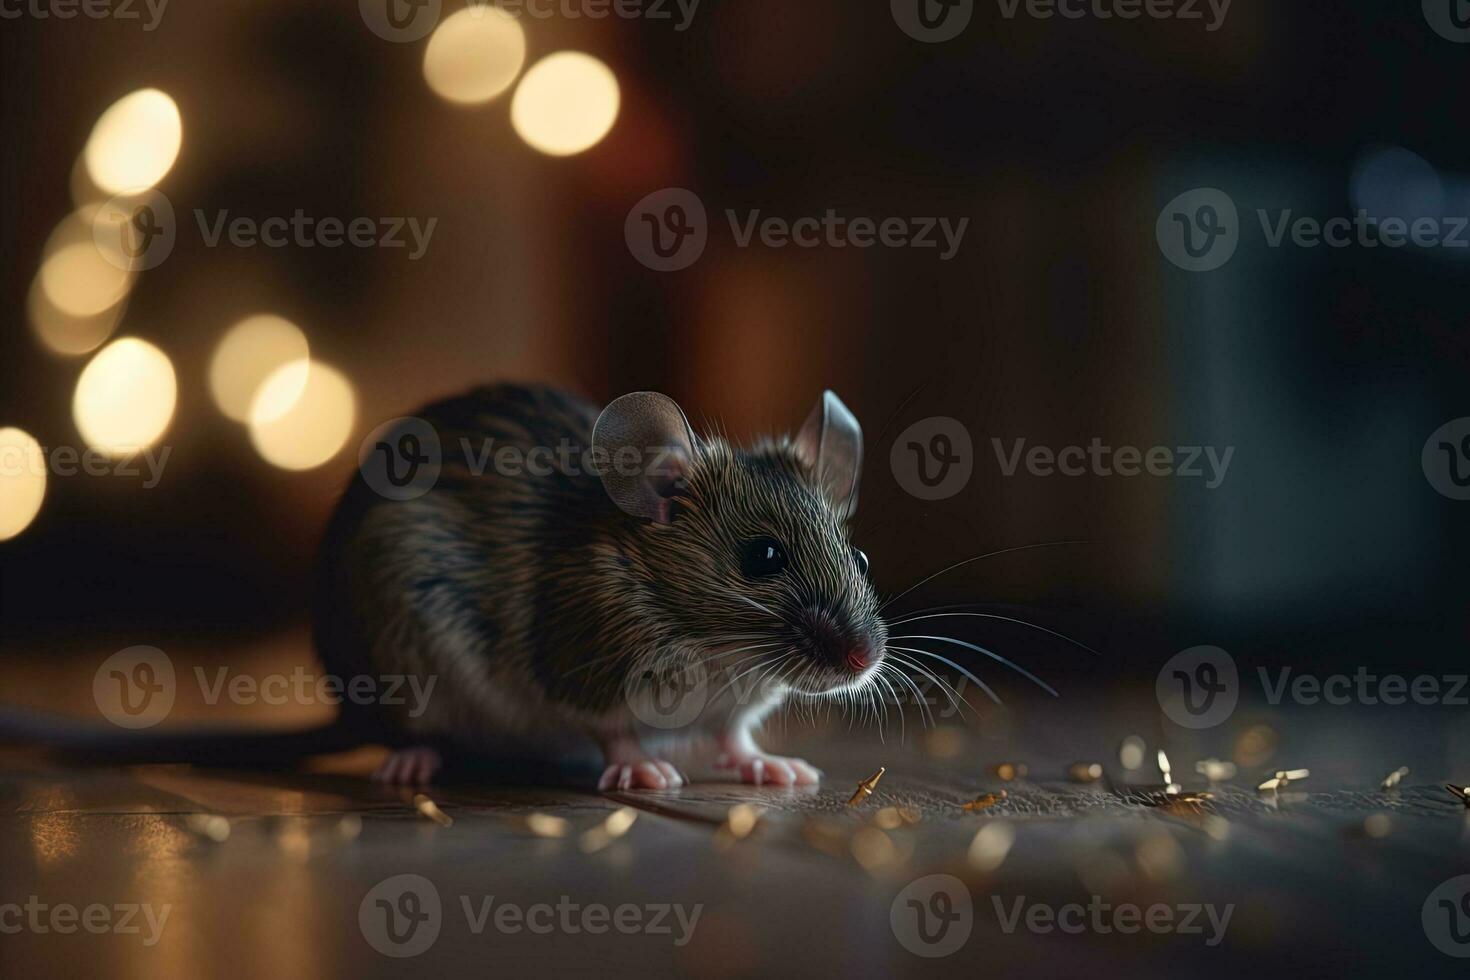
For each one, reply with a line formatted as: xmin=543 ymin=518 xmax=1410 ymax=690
xmin=801 ymin=609 xmax=881 ymax=674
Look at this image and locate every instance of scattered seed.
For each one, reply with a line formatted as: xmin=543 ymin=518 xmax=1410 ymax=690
xmin=962 ymin=791 xmax=1007 ymax=812
xmin=847 ymin=767 xmax=885 ymax=806
xmin=994 ymin=762 xmax=1028 ymax=781
xmin=413 ymin=794 xmax=453 ymax=828
xmin=1257 ymin=769 xmax=1310 ymax=792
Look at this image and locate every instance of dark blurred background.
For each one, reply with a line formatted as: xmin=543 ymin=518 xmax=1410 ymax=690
xmin=2 ymin=0 xmax=1467 ymax=705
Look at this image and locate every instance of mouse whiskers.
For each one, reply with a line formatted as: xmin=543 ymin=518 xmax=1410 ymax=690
xmin=878 ymin=539 xmax=1088 ymax=613
xmin=886 ymin=609 xmax=1099 ymax=656
xmin=887 ymin=634 xmax=1058 ymax=697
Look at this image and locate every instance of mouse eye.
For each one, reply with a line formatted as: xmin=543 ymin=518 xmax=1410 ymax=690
xmin=852 ymin=547 xmax=869 ymax=577
xmin=740 ymin=536 xmax=788 ymax=578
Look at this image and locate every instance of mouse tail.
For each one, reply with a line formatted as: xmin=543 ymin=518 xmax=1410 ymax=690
xmin=0 ymin=704 xmax=372 ymax=767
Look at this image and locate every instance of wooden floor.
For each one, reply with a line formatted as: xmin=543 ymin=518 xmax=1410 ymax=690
xmin=3 ymin=683 xmax=1469 ymax=979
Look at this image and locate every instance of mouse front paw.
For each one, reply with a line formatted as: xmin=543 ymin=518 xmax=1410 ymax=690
xmin=598 ymin=759 xmax=685 ymax=791
xmin=597 ymin=738 xmax=686 ymax=791
xmin=715 ymin=751 xmax=822 ymax=787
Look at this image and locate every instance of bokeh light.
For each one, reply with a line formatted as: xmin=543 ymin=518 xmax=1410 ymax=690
xmin=208 ymin=315 xmax=311 ymax=423
xmin=32 ymin=206 xmax=137 ymax=327
xmin=39 ymin=241 xmax=133 ymax=318
xmin=73 ymin=338 xmax=178 ymax=455
xmin=247 ymin=360 xmax=356 ymax=470
xmin=83 ymin=89 xmax=183 ymax=194
xmin=27 ymin=276 xmax=127 ymax=357
xmin=423 ymin=7 xmax=527 ymax=105
xmin=510 ymin=52 xmax=620 ymax=156
xmin=0 ymin=428 xmax=47 ymax=542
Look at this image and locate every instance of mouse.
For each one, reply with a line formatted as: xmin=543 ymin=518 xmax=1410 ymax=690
xmin=0 ymin=383 xmax=888 ymax=791
xmin=316 ymin=383 xmax=887 ymax=790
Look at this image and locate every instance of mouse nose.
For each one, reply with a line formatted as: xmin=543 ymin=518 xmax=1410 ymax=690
xmin=845 ymin=642 xmax=875 ymax=673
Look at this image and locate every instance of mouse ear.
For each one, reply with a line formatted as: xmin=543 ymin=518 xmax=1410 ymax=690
xmin=593 ymin=391 xmax=698 ymax=524
xmin=795 ymin=390 xmax=863 ymax=520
